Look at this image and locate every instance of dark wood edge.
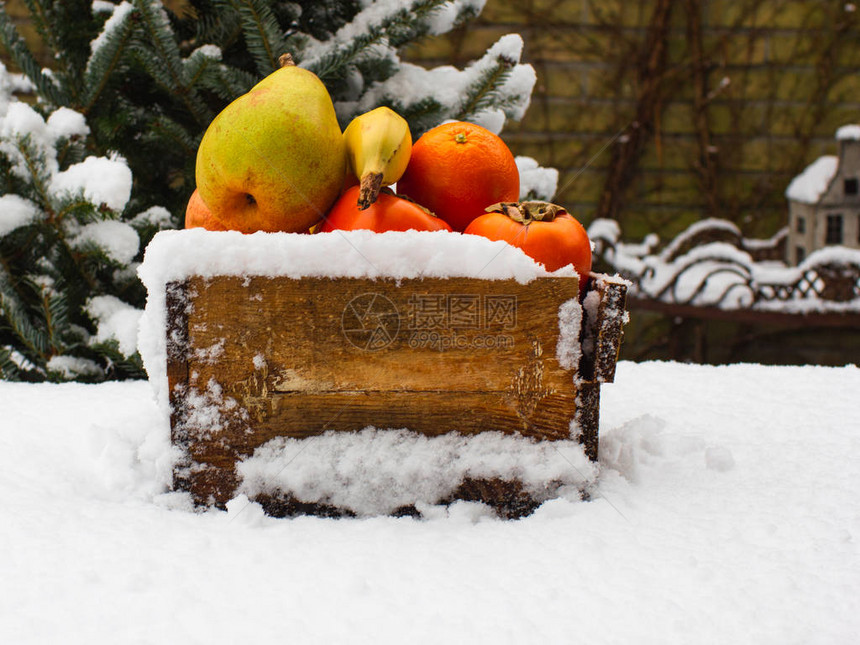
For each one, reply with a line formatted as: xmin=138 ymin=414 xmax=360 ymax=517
xmin=579 ymin=273 xmax=629 ymax=384
xmin=593 ymin=276 xmax=629 ymax=383
xmin=165 ymin=280 xmax=191 ymax=490
xmin=253 ymin=476 xmax=587 ymax=520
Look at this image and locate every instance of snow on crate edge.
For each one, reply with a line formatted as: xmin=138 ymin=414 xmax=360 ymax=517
xmin=236 ymin=428 xmax=597 ymax=516
xmin=138 ymin=228 xmax=572 ymax=283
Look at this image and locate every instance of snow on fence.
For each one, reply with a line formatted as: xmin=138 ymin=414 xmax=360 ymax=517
xmin=590 ymin=218 xmax=860 ymax=320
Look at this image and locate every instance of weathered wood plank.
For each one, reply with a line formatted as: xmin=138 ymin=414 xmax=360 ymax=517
xmin=201 ymin=390 xmax=577 ymax=447
xmin=184 ymin=276 xmax=579 ymax=395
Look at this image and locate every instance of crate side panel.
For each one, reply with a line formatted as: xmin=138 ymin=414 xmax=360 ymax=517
xmin=184 ymin=276 xmax=580 ymax=397
xmin=174 ymin=275 xmax=586 ymax=506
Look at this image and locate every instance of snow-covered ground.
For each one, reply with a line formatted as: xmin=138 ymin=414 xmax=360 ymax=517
xmin=1 ymin=361 xmax=858 ymax=643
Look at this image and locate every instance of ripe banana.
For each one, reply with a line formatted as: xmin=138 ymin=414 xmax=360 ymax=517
xmin=343 ymin=106 xmax=412 ymax=209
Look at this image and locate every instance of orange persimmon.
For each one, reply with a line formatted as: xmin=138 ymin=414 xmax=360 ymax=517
xmin=465 ymin=201 xmax=592 ymax=287
xmin=319 ymin=186 xmax=452 ymax=233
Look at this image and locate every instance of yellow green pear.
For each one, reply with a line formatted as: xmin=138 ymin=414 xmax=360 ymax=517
xmin=195 ymin=55 xmax=346 ymax=233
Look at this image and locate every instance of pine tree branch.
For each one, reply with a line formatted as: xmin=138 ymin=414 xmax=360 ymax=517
xmin=130 ymin=43 xmax=213 ymax=124
xmin=0 ymin=345 xmax=21 ymax=380
xmin=384 ymin=96 xmax=447 ymax=139
xmin=44 ymin=221 xmax=102 ymax=296
xmin=144 ymin=114 xmax=199 ymax=156
xmin=132 ymin=0 xmax=184 ymax=78
xmin=56 ymin=199 xmax=101 ymax=226
xmin=0 ymin=0 xmax=530 ymax=383
xmin=89 ymin=338 xmax=145 ymax=379
xmin=83 ymin=2 xmax=137 ymax=113
xmin=23 ymin=0 xmax=72 ymax=91
xmin=217 ymin=0 xmax=286 ymax=75
xmin=199 ymin=62 xmax=256 ymax=100
xmin=15 ymin=138 xmax=57 ymax=219
xmin=182 ymin=45 xmax=222 ymax=88
xmin=302 ymin=0 xmax=448 ymax=82
xmin=456 ymin=54 xmax=516 ymax=121
xmin=132 ymin=0 xmax=213 ymax=125
xmin=0 ymin=6 xmax=67 ymax=105
xmin=0 ymin=274 xmax=50 ymax=359
xmin=37 ymin=281 xmax=58 ymax=355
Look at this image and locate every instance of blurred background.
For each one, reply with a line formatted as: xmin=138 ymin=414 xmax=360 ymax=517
xmin=3 ymin=0 xmax=859 ymax=367
xmin=412 ymin=0 xmax=860 ymax=365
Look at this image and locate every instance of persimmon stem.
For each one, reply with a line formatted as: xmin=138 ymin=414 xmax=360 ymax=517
xmin=485 ymin=201 xmax=567 ymax=224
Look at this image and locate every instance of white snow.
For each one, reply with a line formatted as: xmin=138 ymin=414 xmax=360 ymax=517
xmin=588 ymin=217 xmax=620 ymax=243
xmin=192 ymin=44 xmax=222 ymax=61
xmin=86 ymin=294 xmax=143 ymax=357
xmin=89 ymin=1 xmax=134 ymax=57
xmin=659 ymin=217 xmax=740 ymax=261
xmin=139 ymin=228 xmax=575 ymax=285
xmin=130 ymin=205 xmax=174 ymax=230
xmin=45 ymin=354 xmax=102 ymax=379
xmin=556 ymin=298 xmax=583 ymax=370
xmin=516 ymin=155 xmax=559 ymax=201
xmin=46 ymin=107 xmax=90 ymax=141
xmin=0 ymin=62 xmax=35 ymax=114
xmin=2 ymin=345 xmax=38 ymax=372
xmin=785 ymin=155 xmax=838 ymax=204
xmin=92 ymin=0 xmax=117 ymax=14
xmin=467 ymin=34 xmax=537 ymax=129
xmin=0 ymin=101 xmax=49 ymax=142
xmin=0 ymin=361 xmax=858 ymax=642
xmin=240 ymin=429 xmax=595 ymax=516
xmin=303 ymin=0 xmax=486 ymax=72
xmin=835 ymin=123 xmax=860 ymax=140
xmin=646 ymin=242 xmax=755 ymax=308
xmin=0 ymin=194 xmax=39 ymax=235
xmin=70 ymin=220 xmax=140 ymax=264
xmin=799 ymin=244 xmax=860 ymax=269
xmin=50 ymin=154 xmax=133 ymax=213
xmin=0 ymin=102 xmax=137 ymax=222
xmin=301 ymin=0 xmax=405 ymax=64
xmin=0 ymin=102 xmax=58 ymax=179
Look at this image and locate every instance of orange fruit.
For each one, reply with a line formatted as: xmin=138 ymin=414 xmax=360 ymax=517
xmin=396 ymin=122 xmax=520 ymax=232
xmin=185 ymin=188 xmax=229 ymax=231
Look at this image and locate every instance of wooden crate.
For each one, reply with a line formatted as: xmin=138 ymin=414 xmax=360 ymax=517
xmin=165 ymin=273 xmax=627 ymax=514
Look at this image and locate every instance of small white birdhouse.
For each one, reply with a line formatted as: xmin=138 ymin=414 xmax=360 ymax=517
xmin=786 ymin=125 xmax=860 ymax=265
